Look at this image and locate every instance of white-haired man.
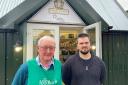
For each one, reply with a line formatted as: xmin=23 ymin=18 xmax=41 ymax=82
xmin=12 ymin=36 xmax=62 ymax=85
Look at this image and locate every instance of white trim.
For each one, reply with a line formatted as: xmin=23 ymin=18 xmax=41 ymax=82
xmin=83 ymin=22 xmax=102 ymax=58
xmin=26 ymin=23 xmax=59 ymax=61
xmin=28 ymin=0 xmax=85 ymax=25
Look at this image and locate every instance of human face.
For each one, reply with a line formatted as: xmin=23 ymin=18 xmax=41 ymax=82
xmin=77 ymin=37 xmax=91 ymax=55
xmin=38 ymin=38 xmax=55 ymax=62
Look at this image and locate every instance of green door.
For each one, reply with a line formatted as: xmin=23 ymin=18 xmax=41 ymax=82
xmin=102 ymin=31 xmax=128 ymax=85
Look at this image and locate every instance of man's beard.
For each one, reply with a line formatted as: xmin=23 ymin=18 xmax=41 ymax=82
xmin=80 ymin=50 xmax=90 ymax=55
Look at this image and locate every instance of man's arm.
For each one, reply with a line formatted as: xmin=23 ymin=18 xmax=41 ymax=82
xmin=100 ymin=61 xmax=107 ymax=84
xmin=11 ymin=63 xmax=28 ymax=85
xmin=62 ymin=61 xmax=72 ymax=85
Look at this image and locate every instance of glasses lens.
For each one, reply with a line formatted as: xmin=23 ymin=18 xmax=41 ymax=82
xmin=39 ymin=46 xmax=55 ymax=50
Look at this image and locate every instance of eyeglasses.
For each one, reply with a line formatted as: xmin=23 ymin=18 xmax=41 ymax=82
xmin=38 ymin=46 xmax=55 ymax=51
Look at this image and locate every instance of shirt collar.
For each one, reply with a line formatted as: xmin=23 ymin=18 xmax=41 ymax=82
xmin=36 ymin=56 xmax=54 ymax=70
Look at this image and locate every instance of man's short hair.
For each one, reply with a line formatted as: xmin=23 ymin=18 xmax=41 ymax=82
xmin=77 ymin=33 xmax=89 ymax=38
xmin=37 ymin=35 xmax=55 ymax=46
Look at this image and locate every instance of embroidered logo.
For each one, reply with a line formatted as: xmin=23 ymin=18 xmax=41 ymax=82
xmin=39 ymin=79 xmax=57 ymax=85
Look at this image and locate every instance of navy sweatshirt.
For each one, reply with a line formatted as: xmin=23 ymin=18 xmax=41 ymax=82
xmin=62 ymin=53 xmax=106 ymax=85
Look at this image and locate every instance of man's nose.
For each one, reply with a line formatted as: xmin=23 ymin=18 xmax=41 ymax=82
xmin=46 ymin=48 xmax=50 ymax=53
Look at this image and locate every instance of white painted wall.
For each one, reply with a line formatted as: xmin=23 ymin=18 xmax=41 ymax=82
xmin=87 ymin=0 xmax=128 ymax=30
xmin=29 ymin=0 xmax=85 ymax=25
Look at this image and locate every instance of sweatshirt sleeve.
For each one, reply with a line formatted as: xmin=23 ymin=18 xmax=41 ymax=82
xmin=11 ymin=63 xmax=28 ymax=85
xmin=62 ymin=60 xmax=72 ymax=85
xmin=100 ymin=61 xmax=107 ymax=84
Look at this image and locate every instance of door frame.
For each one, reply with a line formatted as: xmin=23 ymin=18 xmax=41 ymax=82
xmin=24 ymin=23 xmax=59 ymax=62
xmin=24 ymin=22 xmax=102 ymax=62
xmin=83 ymin=22 xmax=102 ymax=58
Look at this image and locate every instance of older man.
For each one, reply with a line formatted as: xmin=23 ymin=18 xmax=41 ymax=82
xmin=12 ymin=36 xmax=62 ymax=85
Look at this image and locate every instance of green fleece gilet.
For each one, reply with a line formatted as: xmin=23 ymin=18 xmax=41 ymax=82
xmin=27 ymin=59 xmax=62 ymax=85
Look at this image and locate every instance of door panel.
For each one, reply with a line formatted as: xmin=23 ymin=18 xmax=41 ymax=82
xmin=84 ymin=22 xmax=102 ymax=58
xmin=26 ymin=23 xmax=59 ymax=61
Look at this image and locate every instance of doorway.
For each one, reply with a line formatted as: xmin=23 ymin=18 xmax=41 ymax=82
xmin=59 ymin=26 xmax=83 ymax=63
xmin=25 ymin=22 xmax=101 ymax=63
xmin=25 ymin=23 xmax=59 ymax=61
xmin=59 ymin=22 xmax=101 ymax=63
